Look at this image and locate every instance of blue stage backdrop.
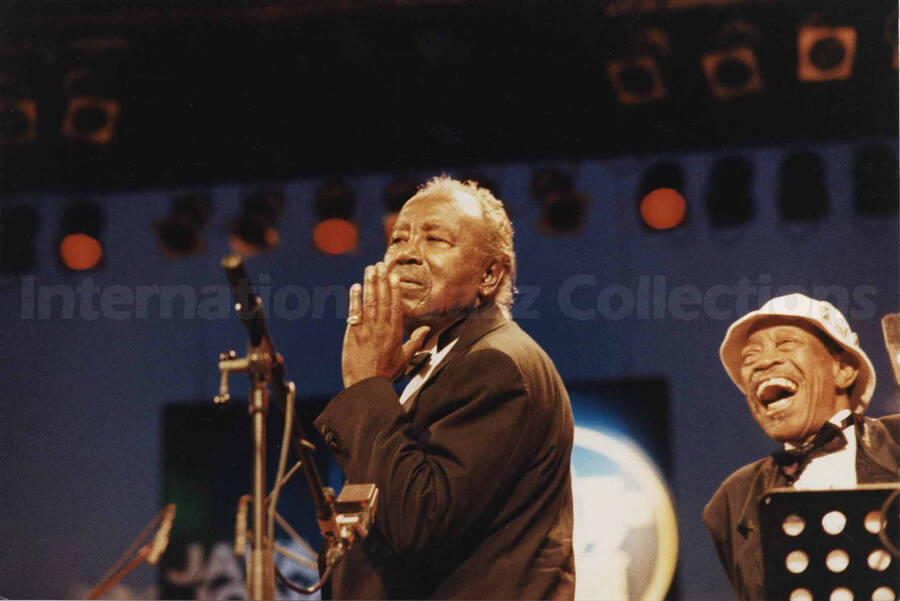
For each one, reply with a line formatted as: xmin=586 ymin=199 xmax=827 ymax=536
xmin=0 ymin=139 xmax=896 ymax=599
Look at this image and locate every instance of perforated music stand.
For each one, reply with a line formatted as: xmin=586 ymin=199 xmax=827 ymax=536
xmin=759 ymin=484 xmax=899 ymax=601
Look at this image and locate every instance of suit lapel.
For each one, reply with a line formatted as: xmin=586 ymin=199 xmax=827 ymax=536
xmin=403 ymin=303 xmax=509 ymax=415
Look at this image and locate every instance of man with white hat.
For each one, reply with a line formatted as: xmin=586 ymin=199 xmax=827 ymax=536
xmin=703 ymin=293 xmax=899 ymax=600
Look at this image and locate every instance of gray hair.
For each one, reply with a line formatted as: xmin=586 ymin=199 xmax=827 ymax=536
xmin=412 ymin=175 xmax=517 ymax=319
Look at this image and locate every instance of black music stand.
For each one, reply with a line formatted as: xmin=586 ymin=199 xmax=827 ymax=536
xmin=759 ymin=484 xmax=899 ymax=601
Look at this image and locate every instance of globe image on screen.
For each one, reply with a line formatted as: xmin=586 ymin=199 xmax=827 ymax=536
xmin=571 ymin=426 xmax=678 ymax=601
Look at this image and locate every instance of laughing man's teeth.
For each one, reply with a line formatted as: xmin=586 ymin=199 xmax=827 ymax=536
xmin=755 ymin=377 xmax=798 ymax=398
xmin=766 ymin=397 xmax=792 ymax=411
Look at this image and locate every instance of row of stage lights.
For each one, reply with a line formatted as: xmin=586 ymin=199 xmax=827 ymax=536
xmin=0 ymin=143 xmax=896 ymax=273
xmin=0 ymin=16 xmax=897 ymax=146
xmin=608 ymin=17 xmax=897 ymax=105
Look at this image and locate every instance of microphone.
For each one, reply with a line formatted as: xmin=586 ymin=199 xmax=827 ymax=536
xmin=882 ymin=313 xmax=900 ymax=388
xmin=146 ymin=504 xmax=176 ymax=565
xmin=222 ymin=253 xmax=270 ymax=349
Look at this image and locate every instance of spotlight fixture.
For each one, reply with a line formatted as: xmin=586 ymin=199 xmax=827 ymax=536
xmin=0 ymin=70 xmax=38 ymax=145
xmin=58 ymin=202 xmax=104 ymax=271
xmin=313 ymin=180 xmax=357 ymax=255
xmin=382 ymin=177 xmax=418 ymax=244
xmin=607 ymin=28 xmax=670 ymax=106
xmin=0 ymin=98 xmax=37 ymax=145
xmin=798 ymin=23 xmax=857 ymax=82
xmin=60 ymin=51 xmax=124 ymax=145
xmin=853 ymin=145 xmax=899 ymax=217
xmin=637 ymin=162 xmax=686 ymax=231
xmin=153 ymin=195 xmax=213 ymax=257
xmin=701 ymin=22 xmax=763 ymax=100
xmin=777 ymin=151 xmax=828 ymax=222
xmin=61 ymin=96 xmax=120 ymax=145
xmin=706 ymin=156 xmax=755 ymax=226
xmin=0 ymin=205 xmax=39 ymax=273
xmin=532 ymin=169 xmax=587 ymax=235
xmin=229 ymin=190 xmax=285 ymax=257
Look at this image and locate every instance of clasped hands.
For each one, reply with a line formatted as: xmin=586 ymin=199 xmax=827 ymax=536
xmin=341 ymin=262 xmax=431 ymax=388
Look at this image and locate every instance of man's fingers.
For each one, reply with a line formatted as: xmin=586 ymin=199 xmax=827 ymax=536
xmin=376 ymin=262 xmax=391 ymax=323
xmin=363 ymin=265 xmax=377 ymax=322
xmin=347 ymin=283 xmax=362 ymax=326
xmin=400 ymin=326 xmax=431 ymax=363
xmin=389 ymin=272 xmax=402 ymax=325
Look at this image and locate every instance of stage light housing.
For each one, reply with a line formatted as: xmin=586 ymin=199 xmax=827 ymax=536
xmin=61 ymin=96 xmax=120 ymax=145
xmin=638 ymin=162 xmax=687 ymax=231
xmin=798 ymin=25 xmax=857 ymax=82
xmin=702 ymin=47 xmax=763 ymax=99
xmin=229 ymin=190 xmax=285 ymax=257
xmin=154 ymin=195 xmax=213 ymax=257
xmin=313 ymin=180 xmax=357 ymax=255
xmin=777 ymin=151 xmax=828 ymax=222
xmin=706 ymin=156 xmax=755 ymax=226
xmin=532 ymin=169 xmax=587 ymax=235
xmin=0 ymin=98 xmax=37 ymax=145
xmin=382 ymin=177 xmax=418 ymax=244
xmin=607 ymin=56 xmax=666 ymax=105
xmin=853 ymin=145 xmax=899 ymax=217
xmin=0 ymin=205 xmax=39 ymax=273
xmin=58 ymin=202 xmax=104 ymax=271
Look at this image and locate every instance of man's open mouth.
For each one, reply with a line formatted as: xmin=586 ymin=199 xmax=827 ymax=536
xmin=755 ymin=377 xmax=798 ymax=410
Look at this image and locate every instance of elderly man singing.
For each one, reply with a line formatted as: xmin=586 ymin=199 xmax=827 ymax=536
xmin=704 ymin=293 xmax=900 ymax=600
xmin=313 ymin=176 xmax=576 ymax=600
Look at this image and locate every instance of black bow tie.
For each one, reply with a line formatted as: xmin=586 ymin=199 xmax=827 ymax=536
xmin=394 ymin=350 xmax=431 ymax=383
xmin=771 ymin=415 xmax=854 ymax=479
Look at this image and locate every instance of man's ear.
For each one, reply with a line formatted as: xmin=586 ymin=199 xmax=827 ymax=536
xmin=478 ymin=259 xmax=506 ymax=300
xmin=834 ymin=352 xmax=860 ymax=390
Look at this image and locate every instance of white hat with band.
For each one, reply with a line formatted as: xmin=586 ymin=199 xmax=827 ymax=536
xmin=720 ymin=293 xmax=876 ymax=412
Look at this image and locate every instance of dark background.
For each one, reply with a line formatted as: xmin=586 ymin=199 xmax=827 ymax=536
xmin=0 ymin=0 xmax=897 ymax=599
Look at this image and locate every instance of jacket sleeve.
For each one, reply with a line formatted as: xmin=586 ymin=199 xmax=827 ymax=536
xmin=314 ymin=348 xmax=537 ymax=554
xmin=703 ymin=486 xmax=738 ymax=592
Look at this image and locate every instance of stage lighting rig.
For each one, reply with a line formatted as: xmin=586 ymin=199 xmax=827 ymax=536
xmin=60 ymin=37 xmax=127 ymax=145
xmin=0 ymin=205 xmax=39 ymax=273
xmin=705 ymin=156 xmax=755 ymax=226
xmin=154 ymin=195 xmax=213 ymax=257
xmin=0 ymin=67 xmax=38 ymax=146
xmin=798 ymin=21 xmax=857 ymax=82
xmin=701 ymin=22 xmax=764 ymax=100
xmin=229 ymin=190 xmax=285 ymax=257
xmin=532 ymin=169 xmax=587 ymax=235
xmin=777 ymin=151 xmax=828 ymax=222
xmin=382 ymin=177 xmax=418 ymax=245
xmin=313 ymin=179 xmax=357 ymax=255
xmin=0 ymin=98 xmax=37 ymax=146
xmin=58 ymin=201 xmax=104 ymax=271
xmin=637 ymin=161 xmax=686 ymax=231
xmin=853 ymin=145 xmax=898 ymax=217
xmin=607 ymin=28 xmax=670 ymax=106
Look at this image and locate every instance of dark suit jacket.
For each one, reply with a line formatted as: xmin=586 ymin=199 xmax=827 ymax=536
xmin=314 ymin=303 xmax=576 ymax=600
xmin=703 ymin=414 xmax=900 ymax=601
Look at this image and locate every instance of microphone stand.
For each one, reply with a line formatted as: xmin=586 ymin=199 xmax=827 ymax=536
xmin=216 ymin=254 xmax=377 ymax=600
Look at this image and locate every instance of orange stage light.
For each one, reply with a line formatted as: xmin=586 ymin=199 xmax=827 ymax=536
xmin=640 ymin=188 xmax=686 ymax=230
xmin=60 ymin=233 xmax=103 ymax=270
xmin=383 ymin=212 xmax=399 ymax=244
xmin=313 ymin=218 xmax=357 ymax=255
